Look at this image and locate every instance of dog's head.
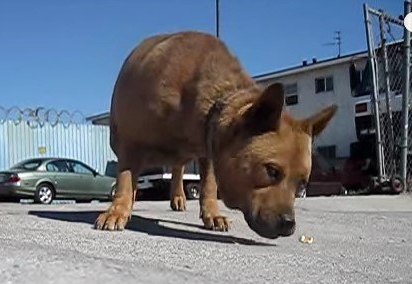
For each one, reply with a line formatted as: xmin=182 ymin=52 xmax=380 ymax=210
xmin=214 ymin=83 xmax=337 ymax=239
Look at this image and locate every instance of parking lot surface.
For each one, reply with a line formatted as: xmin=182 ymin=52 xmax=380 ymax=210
xmin=1 ymin=195 xmax=412 ymax=284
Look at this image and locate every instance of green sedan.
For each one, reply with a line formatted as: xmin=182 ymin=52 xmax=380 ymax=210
xmin=0 ymin=158 xmax=117 ymax=204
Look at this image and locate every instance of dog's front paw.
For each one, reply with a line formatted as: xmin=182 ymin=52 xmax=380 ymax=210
xmin=95 ymin=205 xmax=131 ymax=231
xmin=200 ymin=198 xmax=231 ymax=231
xmin=201 ymin=212 xmax=231 ymax=231
xmin=170 ymin=195 xmax=187 ymax=211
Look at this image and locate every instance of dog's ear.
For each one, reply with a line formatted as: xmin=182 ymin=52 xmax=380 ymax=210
xmin=243 ymin=83 xmax=284 ymax=135
xmin=301 ymin=105 xmax=337 ymax=137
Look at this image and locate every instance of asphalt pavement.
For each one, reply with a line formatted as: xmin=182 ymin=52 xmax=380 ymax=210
xmin=1 ymin=195 xmax=412 ymax=284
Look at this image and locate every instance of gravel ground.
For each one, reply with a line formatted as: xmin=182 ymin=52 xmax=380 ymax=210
xmin=0 ymin=195 xmax=412 ymax=284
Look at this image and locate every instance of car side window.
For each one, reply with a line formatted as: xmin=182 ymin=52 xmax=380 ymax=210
xmin=46 ymin=161 xmax=70 ymax=173
xmin=70 ymin=162 xmax=94 ymax=176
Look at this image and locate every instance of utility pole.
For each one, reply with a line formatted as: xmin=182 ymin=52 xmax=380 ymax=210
xmin=216 ymin=0 xmax=220 ymax=38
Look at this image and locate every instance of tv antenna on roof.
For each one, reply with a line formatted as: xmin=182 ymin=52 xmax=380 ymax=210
xmin=323 ymin=31 xmax=342 ymax=57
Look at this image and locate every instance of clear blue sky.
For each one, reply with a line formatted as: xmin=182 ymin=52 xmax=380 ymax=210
xmin=0 ymin=0 xmax=403 ymax=116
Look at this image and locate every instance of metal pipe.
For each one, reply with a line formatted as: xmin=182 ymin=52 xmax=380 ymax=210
xmin=364 ymin=3 xmax=385 ymax=180
xmin=401 ymin=0 xmax=411 ymax=189
xmin=368 ymin=7 xmax=404 ymax=25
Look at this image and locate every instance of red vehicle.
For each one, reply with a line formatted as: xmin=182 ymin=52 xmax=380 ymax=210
xmin=305 ymin=153 xmax=346 ymax=197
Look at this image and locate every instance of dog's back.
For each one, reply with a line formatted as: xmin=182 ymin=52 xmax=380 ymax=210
xmin=110 ymin=31 xmax=254 ymax=163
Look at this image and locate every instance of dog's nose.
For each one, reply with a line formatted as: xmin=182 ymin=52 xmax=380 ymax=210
xmin=244 ymin=210 xmax=296 ymax=239
xmin=280 ymin=213 xmax=295 ymax=226
xmin=278 ymin=214 xmax=296 ymax=236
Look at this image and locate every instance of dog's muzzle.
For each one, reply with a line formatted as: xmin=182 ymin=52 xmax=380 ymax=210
xmin=244 ymin=211 xmax=296 ymax=239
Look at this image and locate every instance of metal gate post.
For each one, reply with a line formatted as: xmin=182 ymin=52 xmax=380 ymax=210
xmin=378 ymin=14 xmax=396 ymax=171
xmin=364 ymin=3 xmax=386 ymax=181
xmin=401 ymin=0 xmax=411 ymax=189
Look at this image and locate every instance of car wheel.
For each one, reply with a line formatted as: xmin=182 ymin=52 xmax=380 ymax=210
xmin=368 ymin=177 xmax=380 ymax=194
xmin=185 ymin=183 xmax=200 ymax=200
xmin=34 ymin=183 xmax=55 ymax=204
xmin=297 ymin=187 xmax=307 ymax=198
xmin=391 ymin=176 xmax=405 ymax=194
xmin=110 ymin=185 xmax=117 ymax=200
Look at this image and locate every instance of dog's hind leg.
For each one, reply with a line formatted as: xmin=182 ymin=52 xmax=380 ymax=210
xmin=95 ymin=146 xmax=143 ymax=231
xmin=170 ymin=163 xmax=187 ymax=211
xmin=198 ymin=158 xmax=231 ymax=231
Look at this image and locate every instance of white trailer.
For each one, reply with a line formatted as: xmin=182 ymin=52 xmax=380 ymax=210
xmin=105 ymin=160 xmax=201 ymax=200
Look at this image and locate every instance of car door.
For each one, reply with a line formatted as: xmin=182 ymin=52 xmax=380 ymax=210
xmin=66 ymin=160 xmax=95 ymax=199
xmin=45 ymin=160 xmax=74 ymax=196
xmin=93 ymin=174 xmax=116 ymax=197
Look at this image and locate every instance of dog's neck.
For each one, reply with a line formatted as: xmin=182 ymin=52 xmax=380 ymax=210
xmin=205 ymin=85 xmax=260 ymax=162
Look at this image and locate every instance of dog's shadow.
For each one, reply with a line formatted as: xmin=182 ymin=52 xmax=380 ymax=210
xmin=28 ymin=210 xmax=275 ymax=246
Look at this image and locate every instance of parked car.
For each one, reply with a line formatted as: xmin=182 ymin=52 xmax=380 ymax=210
xmin=0 ymin=158 xmax=117 ymax=204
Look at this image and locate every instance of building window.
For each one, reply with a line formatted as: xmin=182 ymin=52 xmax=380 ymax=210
xmin=349 ymin=62 xmax=372 ymax=97
xmin=315 ymin=76 xmax=334 ymax=93
xmin=284 ymin=83 xmax=298 ymax=105
xmin=317 ymin=145 xmax=336 ymax=159
xmin=285 ymin=95 xmax=298 ymax=105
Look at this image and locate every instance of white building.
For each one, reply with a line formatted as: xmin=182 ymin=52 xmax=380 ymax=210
xmin=88 ymin=51 xmax=371 ymax=161
xmin=255 ymin=51 xmax=369 ymax=159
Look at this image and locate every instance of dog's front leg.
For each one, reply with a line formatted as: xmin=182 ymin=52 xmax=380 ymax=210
xmin=170 ymin=163 xmax=187 ymax=211
xmin=199 ymin=158 xmax=230 ymax=231
xmin=95 ymin=149 xmax=142 ymax=231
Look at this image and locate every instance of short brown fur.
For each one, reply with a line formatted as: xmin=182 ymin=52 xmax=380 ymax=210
xmin=95 ymin=31 xmax=337 ymax=238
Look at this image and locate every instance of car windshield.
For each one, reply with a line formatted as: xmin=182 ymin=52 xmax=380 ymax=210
xmin=105 ymin=161 xmax=118 ymax=178
xmin=11 ymin=159 xmax=43 ymax=170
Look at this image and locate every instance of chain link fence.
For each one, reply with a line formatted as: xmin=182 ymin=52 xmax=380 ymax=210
xmin=0 ymin=106 xmax=86 ymax=128
xmin=364 ymin=3 xmax=411 ymax=191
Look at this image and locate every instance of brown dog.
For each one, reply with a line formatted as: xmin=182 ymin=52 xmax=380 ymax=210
xmin=95 ymin=31 xmax=337 ymax=239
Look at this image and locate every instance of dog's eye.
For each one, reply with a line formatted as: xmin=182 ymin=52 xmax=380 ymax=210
xmin=265 ymin=164 xmax=283 ymax=183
